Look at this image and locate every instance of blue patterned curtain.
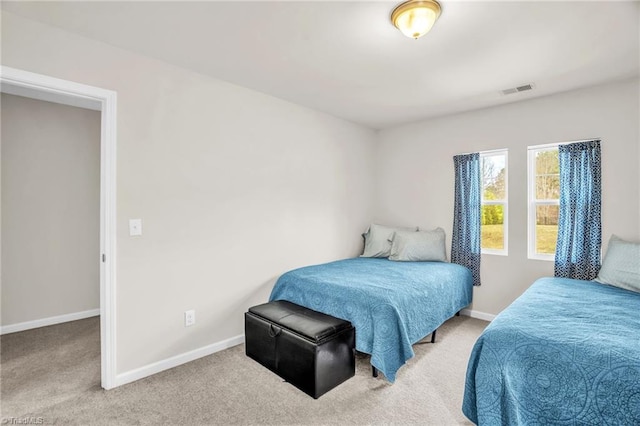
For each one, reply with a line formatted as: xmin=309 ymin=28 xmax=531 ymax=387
xmin=452 ymin=153 xmax=482 ymax=286
xmin=554 ymin=140 xmax=602 ymax=280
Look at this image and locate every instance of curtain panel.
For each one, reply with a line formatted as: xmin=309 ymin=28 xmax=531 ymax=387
xmin=554 ymin=140 xmax=602 ymax=280
xmin=452 ymin=153 xmax=482 ymax=286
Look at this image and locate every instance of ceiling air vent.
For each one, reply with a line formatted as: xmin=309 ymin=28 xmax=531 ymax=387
xmin=501 ymin=83 xmax=534 ymax=96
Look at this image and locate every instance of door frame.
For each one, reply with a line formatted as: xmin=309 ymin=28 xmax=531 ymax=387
xmin=1 ymin=66 xmax=117 ymax=389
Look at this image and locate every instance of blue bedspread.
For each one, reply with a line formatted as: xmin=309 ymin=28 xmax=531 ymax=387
xmin=269 ymin=257 xmax=473 ymax=382
xmin=463 ymin=277 xmax=640 ymax=425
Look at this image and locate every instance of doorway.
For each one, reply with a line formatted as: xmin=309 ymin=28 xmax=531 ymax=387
xmin=0 ymin=66 xmax=117 ymax=389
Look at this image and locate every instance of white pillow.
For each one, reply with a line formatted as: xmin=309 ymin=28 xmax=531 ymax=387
xmin=361 ymin=223 xmax=417 ymax=258
xmin=389 ymin=228 xmax=447 ymax=262
xmin=594 ymin=235 xmax=640 ymax=293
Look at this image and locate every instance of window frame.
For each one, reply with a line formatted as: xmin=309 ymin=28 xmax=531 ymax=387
xmin=480 ymin=149 xmax=508 ymax=256
xmin=527 ymin=143 xmax=560 ymax=261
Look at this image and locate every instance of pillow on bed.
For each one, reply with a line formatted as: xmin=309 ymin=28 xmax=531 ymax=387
xmin=361 ymin=223 xmax=417 ymax=258
xmin=389 ymin=228 xmax=447 ymax=262
xmin=594 ymin=235 xmax=640 ymax=293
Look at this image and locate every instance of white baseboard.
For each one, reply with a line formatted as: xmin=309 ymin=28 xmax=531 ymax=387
xmin=115 ymin=334 xmax=245 ymax=388
xmin=460 ymin=309 xmax=496 ymax=322
xmin=0 ymin=308 xmax=100 ymax=335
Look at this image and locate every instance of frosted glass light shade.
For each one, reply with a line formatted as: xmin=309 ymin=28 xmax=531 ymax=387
xmin=391 ymin=0 xmax=441 ymax=39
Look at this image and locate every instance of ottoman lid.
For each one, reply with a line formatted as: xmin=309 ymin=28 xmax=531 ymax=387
xmin=249 ymin=300 xmax=352 ymax=343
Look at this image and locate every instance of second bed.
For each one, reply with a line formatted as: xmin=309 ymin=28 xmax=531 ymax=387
xmin=269 ymin=257 xmax=473 ymax=382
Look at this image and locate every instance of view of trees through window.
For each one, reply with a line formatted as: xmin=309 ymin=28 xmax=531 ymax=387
xmin=481 ymin=152 xmax=507 ymax=252
xmin=533 ymin=148 xmax=560 ymax=255
xmin=478 ymin=147 xmax=560 ymax=257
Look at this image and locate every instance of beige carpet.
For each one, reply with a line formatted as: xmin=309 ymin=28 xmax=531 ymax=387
xmin=1 ymin=315 xmax=488 ymax=425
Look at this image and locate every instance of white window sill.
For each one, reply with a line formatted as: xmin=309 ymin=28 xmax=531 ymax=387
xmin=481 ymin=249 xmax=508 ymax=256
xmin=528 ymin=254 xmax=555 ymax=261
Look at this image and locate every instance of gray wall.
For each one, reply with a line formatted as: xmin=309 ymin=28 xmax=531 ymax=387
xmin=4 ymin=8 xmax=637 ymax=382
xmin=1 ymin=11 xmax=377 ymax=374
xmin=1 ymin=93 xmax=101 ymax=327
xmin=375 ymin=78 xmax=640 ymax=316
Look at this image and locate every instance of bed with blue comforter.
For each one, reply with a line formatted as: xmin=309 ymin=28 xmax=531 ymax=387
xmin=269 ymin=257 xmax=473 ymax=382
xmin=463 ymin=277 xmax=640 ymax=425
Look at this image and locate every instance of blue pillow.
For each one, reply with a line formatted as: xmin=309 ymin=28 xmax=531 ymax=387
xmin=595 ymin=235 xmax=640 ymax=293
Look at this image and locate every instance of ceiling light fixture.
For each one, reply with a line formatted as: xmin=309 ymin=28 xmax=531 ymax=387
xmin=391 ymin=0 xmax=441 ymax=40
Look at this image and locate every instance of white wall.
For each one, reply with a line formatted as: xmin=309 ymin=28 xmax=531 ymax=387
xmin=1 ymin=11 xmax=376 ymax=375
xmin=1 ymin=93 xmax=101 ymax=327
xmin=3 ymin=8 xmax=637 ymax=384
xmin=375 ymin=78 xmax=640 ymax=316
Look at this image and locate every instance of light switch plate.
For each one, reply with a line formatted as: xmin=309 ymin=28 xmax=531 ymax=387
xmin=129 ymin=219 xmax=142 ymax=236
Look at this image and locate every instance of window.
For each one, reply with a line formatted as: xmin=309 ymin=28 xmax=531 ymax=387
xmin=480 ymin=150 xmax=508 ymax=255
xmin=528 ymin=144 xmax=560 ymax=260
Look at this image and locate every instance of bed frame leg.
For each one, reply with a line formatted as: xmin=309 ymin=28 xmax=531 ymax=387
xmin=430 ymin=329 xmax=437 ymax=343
xmin=372 ymin=366 xmax=378 ymax=378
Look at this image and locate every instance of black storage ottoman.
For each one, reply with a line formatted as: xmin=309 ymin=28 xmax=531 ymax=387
xmin=245 ymin=300 xmax=355 ymax=399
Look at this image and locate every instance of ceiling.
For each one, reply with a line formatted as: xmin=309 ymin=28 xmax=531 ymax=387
xmin=3 ymin=1 xmax=639 ymax=129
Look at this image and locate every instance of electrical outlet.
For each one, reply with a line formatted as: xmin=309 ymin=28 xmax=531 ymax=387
xmin=185 ymin=310 xmax=195 ymax=327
